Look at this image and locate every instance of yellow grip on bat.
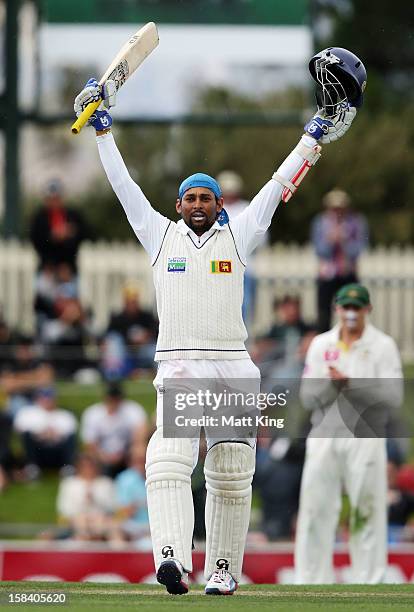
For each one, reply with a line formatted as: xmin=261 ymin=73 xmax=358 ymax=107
xmin=71 ymin=99 xmax=102 ymax=134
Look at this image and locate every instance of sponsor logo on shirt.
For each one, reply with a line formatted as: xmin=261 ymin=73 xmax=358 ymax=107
xmin=211 ymin=260 xmax=232 ymax=274
xmin=324 ymin=348 xmax=340 ymax=362
xmin=168 ymin=257 xmax=187 ymax=272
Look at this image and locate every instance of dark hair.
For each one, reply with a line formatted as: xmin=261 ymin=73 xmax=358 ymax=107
xmin=105 ymin=381 xmax=123 ymax=398
xmin=273 ymin=295 xmax=301 ymax=309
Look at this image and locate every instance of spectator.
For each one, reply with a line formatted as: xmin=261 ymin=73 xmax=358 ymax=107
xmin=56 ymin=453 xmax=116 ymax=541
xmin=216 ymin=170 xmax=250 ymax=218
xmin=115 ymin=445 xmax=150 ymax=542
xmin=81 ymin=382 xmax=148 ymax=477
xmin=30 ymin=179 xmax=89 ymax=273
xmin=0 ymin=334 xmax=54 ymax=418
xmin=35 ymin=263 xmax=79 ymax=329
xmin=251 ymin=295 xmax=316 ymax=380
xmin=34 ymin=264 xmax=60 ymax=327
xmin=311 ymin=189 xmax=368 ymax=332
xmin=103 ymin=282 xmax=158 ymax=378
xmin=14 ymin=387 xmax=77 ymax=478
xmin=217 ymin=170 xmax=268 ymax=327
xmin=40 ymin=297 xmax=93 ymax=378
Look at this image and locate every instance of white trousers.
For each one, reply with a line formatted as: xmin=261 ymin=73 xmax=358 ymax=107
xmin=295 ymin=437 xmax=387 ymax=584
xmin=153 ymin=358 xmax=261 ymax=467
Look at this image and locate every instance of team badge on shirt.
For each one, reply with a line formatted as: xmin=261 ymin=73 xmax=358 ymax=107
xmin=324 ymin=348 xmax=340 ymax=362
xmin=168 ymin=257 xmax=187 ymax=272
xmin=211 ymin=260 xmax=232 ymax=274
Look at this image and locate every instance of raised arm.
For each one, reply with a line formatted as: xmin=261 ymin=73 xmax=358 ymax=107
xmin=230 ymin=105 xmax=357 ymax=261
xmin=74 ymin=79 xmax=170 ymax=262
xmin=230 ymin=134 xmax=321 ymax=261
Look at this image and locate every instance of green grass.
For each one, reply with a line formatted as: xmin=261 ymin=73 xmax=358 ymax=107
xmin=0 ymin=474 xmax=59 ymax=525
xmin=1 ymin=583 xmax=414 ymax=611
xmin=56 ymin=379 xmax=156 ymax=418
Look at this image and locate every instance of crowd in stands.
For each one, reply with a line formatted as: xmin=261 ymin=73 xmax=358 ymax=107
xmin=23 ymin=180 xmax=158 ymax=380
xmin=1 ymin=182 xmax=413 ymax=546
xmin=0 ymin=378 xmax=152 ymax=547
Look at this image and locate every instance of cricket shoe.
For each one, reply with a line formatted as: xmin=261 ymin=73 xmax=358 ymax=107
xmin=205 ymin=569 xmax=238 ymax=595
xmin=156 ymin=559 xmax=189 ymax=595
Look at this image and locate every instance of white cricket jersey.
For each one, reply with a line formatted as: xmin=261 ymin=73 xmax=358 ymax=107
xmin=301 ymin=323 xmax=403 ymax=436
xmin=96 ymin=132 xmax=315 ymax=361
xmin=153 ymin=219 xmax=247 ymax=360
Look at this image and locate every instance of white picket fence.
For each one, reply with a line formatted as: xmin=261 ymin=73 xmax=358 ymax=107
xmin=1 ymin=240 xmax=414 ymax=360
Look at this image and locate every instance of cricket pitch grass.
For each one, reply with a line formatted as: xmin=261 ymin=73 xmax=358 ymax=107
xmin=1 ymin=582 xmax=414 ymax=611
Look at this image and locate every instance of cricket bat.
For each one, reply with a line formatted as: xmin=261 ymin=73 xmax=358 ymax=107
xmin=71 ymin=22 xmax=159 ymax=135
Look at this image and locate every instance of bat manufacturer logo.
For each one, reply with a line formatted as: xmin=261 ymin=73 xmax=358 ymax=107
xmin=129 ymin=35 xmax=139 ymax=44
xmin=162 ymin=546 xmax=174 ymax=558
xmin=216 ymin=558 xmax=229 ymax=571
xmin=108 ymin=59 xmax=130 ymax=91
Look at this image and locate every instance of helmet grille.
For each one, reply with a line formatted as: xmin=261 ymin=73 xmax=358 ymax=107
xmin=314 ymin=55 xmax=349 ymax=117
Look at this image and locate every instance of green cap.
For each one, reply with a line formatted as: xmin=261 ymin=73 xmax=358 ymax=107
xmin=335 ymin=283 xmax=371 ymax=307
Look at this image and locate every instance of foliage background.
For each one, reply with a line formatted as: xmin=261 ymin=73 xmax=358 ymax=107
xmin=22 ymin=0 xmax=414 ymax=245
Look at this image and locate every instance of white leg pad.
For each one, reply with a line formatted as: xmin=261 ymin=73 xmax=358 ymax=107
xmin=204 ymin=442 xmax=255 ymax=582
xmin=145 ymin=428 xmax=194 ymax=572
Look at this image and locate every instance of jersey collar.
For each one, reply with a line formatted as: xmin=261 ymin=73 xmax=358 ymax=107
xmin=334 ymin=322 xmax=375 ymax=345
xmin=176 ymin=218 xmax=227 ymax=236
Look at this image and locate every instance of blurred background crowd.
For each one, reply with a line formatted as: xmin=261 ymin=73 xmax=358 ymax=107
xmin=1 ymin=0 xmax=414 ymax=550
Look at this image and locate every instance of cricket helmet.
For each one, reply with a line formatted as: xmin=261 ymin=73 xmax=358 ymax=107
xmin=309 ymin=47 xmax=367 ymax=116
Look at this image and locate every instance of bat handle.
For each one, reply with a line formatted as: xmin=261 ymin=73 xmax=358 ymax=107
xmin=71 ymin=99 xmax=102 ymax=134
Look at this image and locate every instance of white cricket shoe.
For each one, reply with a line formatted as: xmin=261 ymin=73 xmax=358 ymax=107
xmin=205 ymin=569 xmax=238 ymax=595
xmin=156 ymin=559 xmax=189 ymax=595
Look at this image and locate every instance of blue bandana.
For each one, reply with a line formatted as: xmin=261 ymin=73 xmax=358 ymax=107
xmin=178 ymin=173 xmax=222 ymax=200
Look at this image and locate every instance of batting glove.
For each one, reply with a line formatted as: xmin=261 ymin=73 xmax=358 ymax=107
xmin=304 ymin=104 xmax=356 ymax=144
xmin=73 ymin=78 xmax=117 ymax=130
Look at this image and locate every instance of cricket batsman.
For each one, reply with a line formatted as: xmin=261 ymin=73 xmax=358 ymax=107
xmin=74 ymin=47 xmax=366 ymax=594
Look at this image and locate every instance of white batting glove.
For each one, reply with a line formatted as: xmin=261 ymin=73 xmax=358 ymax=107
xmin=305 ymin=104 xmax=356 ymax=144
xmin=73 ymin=78 xmax=117 ymax=118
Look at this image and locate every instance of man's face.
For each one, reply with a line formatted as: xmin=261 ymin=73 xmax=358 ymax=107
xmin=105 ymin=396 xmax=121 ymax=412
xmin=39 ymin=396 xmax=56 ymax=411
xmin=336 ymin=304 xmax=371 ymax=330
xmin=176 ymin=188 xmax=223 ymax=235
xmin=124 ymin=296 xmax=139 ymax=314
xmin=279 ymin=300 xmax=300 ymax=325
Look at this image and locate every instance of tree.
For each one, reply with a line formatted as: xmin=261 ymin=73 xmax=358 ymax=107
xmin=312 ymin=0 xmax=414 ymax=108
